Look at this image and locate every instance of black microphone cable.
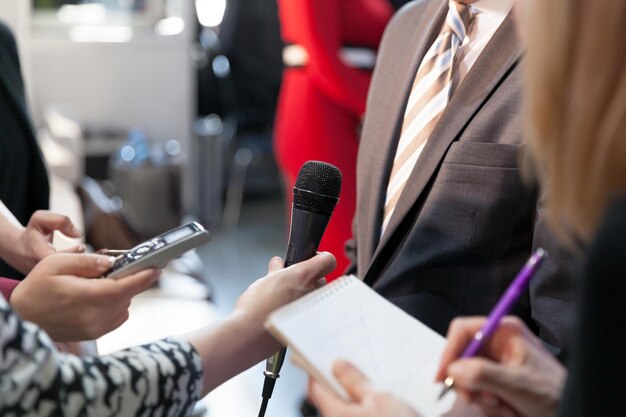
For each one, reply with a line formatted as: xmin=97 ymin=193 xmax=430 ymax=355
xmin=257 ymin=161 xmax=342 ymax=417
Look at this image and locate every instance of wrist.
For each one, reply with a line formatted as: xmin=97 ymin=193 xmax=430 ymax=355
xmin=229 ymin=310 xmax=280 ymax=356
xmin=0 ymin=277 xmax=21 ymax=305
xmin=0 ymin=222 xmax=23 ymax=261
xmin=185 ymin=312 xmax=281 ymax=396
xmin=7 ymin=280 xmax=25 ymax=312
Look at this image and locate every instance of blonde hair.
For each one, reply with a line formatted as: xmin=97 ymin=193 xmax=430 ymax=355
xmin=522 ymin=0 xmax=626 ymax=244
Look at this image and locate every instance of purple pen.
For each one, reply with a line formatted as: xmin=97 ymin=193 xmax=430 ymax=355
xmin=438 ymin=248 xmax=547 ymax=400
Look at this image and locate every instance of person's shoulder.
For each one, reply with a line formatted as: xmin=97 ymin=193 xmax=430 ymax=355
xmin=0 ymin=21 xmax=14 ymax=40
xmin=393 ymin=0 xmax=440 ymax=22
xmin=385 ymin=0 xmax=442 ymax=40
xmin=0 ymin=21 xmax=18 ymax=52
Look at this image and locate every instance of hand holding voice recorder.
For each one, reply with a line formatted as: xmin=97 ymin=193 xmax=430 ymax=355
xmin=104 ymin=222 xmax=210 ymax=279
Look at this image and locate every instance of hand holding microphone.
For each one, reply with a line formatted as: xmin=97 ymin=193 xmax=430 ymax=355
xmin=259 ymin=161 xmax=342 ymax=417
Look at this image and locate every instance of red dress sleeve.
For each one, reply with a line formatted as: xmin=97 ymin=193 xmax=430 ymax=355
xmin=0 ymin=277 xmax=19 ymax=301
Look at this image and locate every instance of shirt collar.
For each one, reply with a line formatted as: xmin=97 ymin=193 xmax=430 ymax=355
xmin=468 ymin=0 xmax=514 ymax=18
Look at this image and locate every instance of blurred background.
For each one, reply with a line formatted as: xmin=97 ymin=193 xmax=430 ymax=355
xmin=0 ymin=1 xmax=403 ymax=416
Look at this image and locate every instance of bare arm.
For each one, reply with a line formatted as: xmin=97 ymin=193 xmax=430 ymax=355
xmin=184 ymin=253 xmax=336 ymax=395
xmin=0 ymin=253 xmax=336 ymax=413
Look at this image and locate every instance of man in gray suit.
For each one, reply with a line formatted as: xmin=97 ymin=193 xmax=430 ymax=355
xmin=345 ymin=0 xmax=575 ymax=352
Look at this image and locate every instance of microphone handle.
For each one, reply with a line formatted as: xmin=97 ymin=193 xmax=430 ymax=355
xmin=284 ymin=206 xmax=331 ymax=267
xmin=264 ymin=206 xmax=331 ymax=381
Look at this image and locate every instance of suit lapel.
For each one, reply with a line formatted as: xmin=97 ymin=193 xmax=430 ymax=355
xmin=366 ymin=13 xmax=523 ymax=275
xmin=358 ymin=0 xmax=447 ymax=275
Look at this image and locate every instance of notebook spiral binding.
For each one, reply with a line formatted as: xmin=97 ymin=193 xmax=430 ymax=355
xmin=270 ymin=275 xmax=356 ymax=319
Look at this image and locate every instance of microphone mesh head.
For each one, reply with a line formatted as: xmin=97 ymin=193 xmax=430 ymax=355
xmin=293 ymin=161 xmax=342 ymax=213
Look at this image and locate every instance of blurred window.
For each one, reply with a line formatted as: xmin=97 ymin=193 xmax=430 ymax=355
xmin=32 ymin=0 xmax=187 ymax=40
xmin=31 ymin=0 xmax=182 ymax=26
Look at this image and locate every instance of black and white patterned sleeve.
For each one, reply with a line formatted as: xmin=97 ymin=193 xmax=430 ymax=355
xmin=0 ymin=295 xmax=203 ymax=417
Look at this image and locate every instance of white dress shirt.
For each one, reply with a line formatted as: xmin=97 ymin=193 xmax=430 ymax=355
xmin=453 ymin=0 xmax=515 ymax=90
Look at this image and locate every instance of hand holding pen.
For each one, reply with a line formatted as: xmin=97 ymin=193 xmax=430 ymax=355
xmin=437 ymin=248 xmax=547 ymax=401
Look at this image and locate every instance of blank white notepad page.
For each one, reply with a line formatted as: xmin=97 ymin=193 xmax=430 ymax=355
xmin=266 ymin=275 xmax=485 ymax=417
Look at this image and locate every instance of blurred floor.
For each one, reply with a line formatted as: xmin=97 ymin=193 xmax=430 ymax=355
xmin=99 ymin=194 xmax=306 ymax=417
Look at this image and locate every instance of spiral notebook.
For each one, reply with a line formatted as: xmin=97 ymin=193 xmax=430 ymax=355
xmin=265 ymin=275 xmax=485 ymax=417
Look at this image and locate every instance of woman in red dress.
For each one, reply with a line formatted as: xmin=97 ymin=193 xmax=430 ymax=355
xmin=274 ymin=0 xmax=393 ymax=280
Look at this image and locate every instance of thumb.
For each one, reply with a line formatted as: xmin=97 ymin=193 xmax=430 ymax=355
xmin=267 ymin=256 xmax=284 ymax=274
xmin=108 ymin=268 xmax=160 ymax=298
xmin=290 ymin=252 xmax=336 ymax=286
xmin=332 ymin=360 xmax=373 ymax=402
xmin=28 ymin=233 xmax=56 ymax=258
xmin=39 ymin=253 xmax=115 ymax=278
xmin=56 ymin=244 xmax=87 ymax=254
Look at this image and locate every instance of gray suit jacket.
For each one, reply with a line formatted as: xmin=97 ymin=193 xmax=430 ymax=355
xmin=345 ymin=0 xmax=577 ymax=351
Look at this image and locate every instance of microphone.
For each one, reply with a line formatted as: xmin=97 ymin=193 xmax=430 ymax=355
xmin=259 ymin=161 xmax=342 ymax=417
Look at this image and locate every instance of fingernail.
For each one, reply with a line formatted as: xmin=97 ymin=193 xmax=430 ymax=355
xmin=72 ymin=226 xmax=83 ymax=236
xmin=77 ymin=244 xmax=86 ymax=252
xmin=97 ymin=256 xmax=116 ymax=268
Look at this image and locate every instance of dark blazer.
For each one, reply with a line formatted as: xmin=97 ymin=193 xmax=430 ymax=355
xmin=0 ymin=22 xmax=50 ymax=279
xmin=345 ymin=0 xmax=577 ymax=351
xmin=558 ymin=197 xmax=626 ymax=417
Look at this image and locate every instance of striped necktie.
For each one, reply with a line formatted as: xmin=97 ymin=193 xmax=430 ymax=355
xmin=381 ymin=0 xmax=474 ymax=233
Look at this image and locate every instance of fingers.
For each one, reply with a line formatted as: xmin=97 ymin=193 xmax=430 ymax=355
xmin=57 ymin=244 xmax=87 ymax=254
xmin=38 ymin=253 xmax=115 ymax=278
xmin=288 ymin=252 xmax=336 ymax=286
xmin=472 ymin=392 xmax=518 ymax=417
xmin=315 ymin=252 xmax=337 ymax=277
xmin=492 ymin=317 xmax=538 ymax=347
xmin=308 ymin=378 xmax=350 ymax=416
xmin=437 ymin=316 xmax=531 ymax=382
xmin=437 ymin=317 xmax=488 ymax=381
xmin=333 ymin=360 xmax=373 ymax=402
xmin=108 ymin=268 xmax=160 ymax=298
xmin=28 ymin=232 xmax=56 ymax=258
xmin=267 ymin=256 xmax=284 ymax=274
xmin=447 ymin=358 xmax=518 ymax=404
xmin=75 ymin=270 xmax=158 ymax=338
xmin=29 ymin=211 xmax=82 ymax=238
xmin=482 ymin=407 xmax=517 ymax=417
